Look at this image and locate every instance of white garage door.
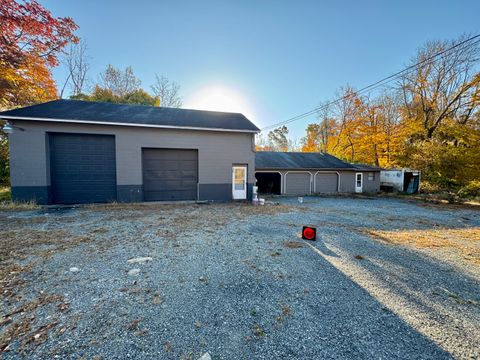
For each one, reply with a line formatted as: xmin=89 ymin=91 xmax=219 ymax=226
xmin=285 ymin=172 xmax=311 ymax=195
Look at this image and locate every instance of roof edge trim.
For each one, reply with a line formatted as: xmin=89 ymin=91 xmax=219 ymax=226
xmin=0 ymin=115 xmax=260 ymax=133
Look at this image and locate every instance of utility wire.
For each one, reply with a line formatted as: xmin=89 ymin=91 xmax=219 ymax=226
xmin=260 ymin=33 xmax=480 ymax=132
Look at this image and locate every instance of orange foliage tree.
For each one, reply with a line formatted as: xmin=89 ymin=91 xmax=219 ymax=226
xmin=0 ymin=0 xmax=78 ymax=109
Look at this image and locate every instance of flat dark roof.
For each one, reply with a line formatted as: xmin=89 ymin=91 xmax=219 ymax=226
xmin=255 ymin=151 xmax=356 ymax=170
xmin=0 ymin=99 xmax=260 ymax=132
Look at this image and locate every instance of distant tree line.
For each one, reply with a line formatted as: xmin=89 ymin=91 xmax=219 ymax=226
xmin=62 ymin=41 xmax=183 ymax=107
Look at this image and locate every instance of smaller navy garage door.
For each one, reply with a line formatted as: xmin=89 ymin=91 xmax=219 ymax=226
xmin=50 ymin=133 xmax=117 ymax=204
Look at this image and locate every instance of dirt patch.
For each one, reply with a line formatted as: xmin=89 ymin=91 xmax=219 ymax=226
xmin=283 ymin=241 xmax=305 ymax=249
xmin=367 ymin=227 xmax=480 ymax=265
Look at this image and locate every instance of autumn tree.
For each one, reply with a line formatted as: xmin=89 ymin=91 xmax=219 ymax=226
xmin=398 ymin=34 xmax=480 ymax=186
xmin=0 ymin=0 xmax=78 ymax=109
xmin=373 ymin=93 xmax=403 ymax=166
xmin=0 ymin=0 xmax=78 ymax=185
xmin=151 ymin=74 xmax=183 ymax=108
xmin=327 ymin=87 xmax=366 ymax=161
xmin=301 ymin=124 xmax=321 ymax=152
xmin=255 ymin=133 xmax=272 ymax=151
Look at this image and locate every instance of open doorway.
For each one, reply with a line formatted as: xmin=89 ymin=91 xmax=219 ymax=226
xmin=403 ymin=172 xmax=420 ymax=194
xmin=255 ymin=172 xmax=281 ymax=195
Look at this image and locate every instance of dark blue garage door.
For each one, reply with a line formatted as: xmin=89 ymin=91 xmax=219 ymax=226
xmin=50 ymin=133 xmax=117 ymax=204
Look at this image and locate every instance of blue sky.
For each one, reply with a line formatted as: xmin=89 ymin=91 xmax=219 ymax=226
xmin=43 ymin=0 xmax=480 ymax=140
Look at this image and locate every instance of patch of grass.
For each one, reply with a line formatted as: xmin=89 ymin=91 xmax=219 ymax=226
xmin=0 ymin=200 xmax=38 ymax=210
xmin=0 ymin=186 xmax=11 ymax=201
xmin=250 ymin=308 xmax=257 ymax=316
xmin=276 ymin=304 xmax=293 ymax=324
xmin=253 ymin=324 xmax=266 ymax=337
xmin=367 ymin=227 xmax=480 ymax=265
xmin=0 ymin=186 xmax=40 ymax=210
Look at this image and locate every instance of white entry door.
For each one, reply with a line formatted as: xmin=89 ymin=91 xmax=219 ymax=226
xmin=355 ymin=173 xmax=363 ymax=193
xmin=232 ymin=166 xmax=247 ymax=199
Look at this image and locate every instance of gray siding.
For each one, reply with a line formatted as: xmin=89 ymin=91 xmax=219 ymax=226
xmin=362 ymin=171 xmax=381 ymax=193
xmin=9 ymin=120 xmax=255 ymax=204
xmin=339 ymin=172 xmax=355 ymax=193
xmin=256 ymin=169 xmax=380 ymax=195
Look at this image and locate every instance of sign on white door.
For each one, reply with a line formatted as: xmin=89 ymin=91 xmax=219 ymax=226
xmin=232 ymin=166 xmax=247 ymax=200
xmin=355 ymin=173 xmax=363 ymax=193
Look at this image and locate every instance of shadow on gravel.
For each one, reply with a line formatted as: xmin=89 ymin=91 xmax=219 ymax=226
xmin=0 ymin=198 xmax=476 ymax=359
xmin=311 ymin=237 xmax=339 ymax=258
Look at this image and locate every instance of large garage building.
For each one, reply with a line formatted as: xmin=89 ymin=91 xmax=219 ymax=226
xmin=1 ymin=100 xmax=258 ymax=204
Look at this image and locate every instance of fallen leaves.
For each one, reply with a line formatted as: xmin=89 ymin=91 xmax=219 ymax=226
xmin=367 ymin=227 xmax=480 ymax=265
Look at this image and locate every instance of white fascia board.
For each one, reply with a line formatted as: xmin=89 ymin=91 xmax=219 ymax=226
xmin=1 ymin=115 xmax=259 ymax=134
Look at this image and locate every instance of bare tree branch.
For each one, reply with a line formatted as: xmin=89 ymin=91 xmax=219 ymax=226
xmin=151 ymin=74 xmax=183 ymax=108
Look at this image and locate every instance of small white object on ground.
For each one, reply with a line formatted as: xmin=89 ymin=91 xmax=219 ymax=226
xmin=298 ymin=197 xmax=304 ymax=203
xmin=127 ymin=257 xmax=153 ymax=264
xmin=259 ymin=198 xmax=265 ymax=205
xmin=69 ymin=267 xmax=80 ymax=272
xmin=197 ymin=353 xmax=211 ymax=360
xmin=128 ymin=268 xmax=140 ymax=276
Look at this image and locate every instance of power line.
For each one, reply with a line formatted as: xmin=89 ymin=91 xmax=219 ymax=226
xmin=260 ymin=33 xmax=480 ymax=132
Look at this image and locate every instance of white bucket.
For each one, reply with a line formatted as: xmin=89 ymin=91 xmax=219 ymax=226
xmin=259 ymin=198 xmax=265 ymax=206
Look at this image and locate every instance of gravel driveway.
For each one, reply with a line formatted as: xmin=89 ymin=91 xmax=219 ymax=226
xmin=1 ymin=197 xmax=479 ymax=359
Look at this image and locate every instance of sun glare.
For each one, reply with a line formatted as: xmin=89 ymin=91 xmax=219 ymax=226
xmin=185 ymin=85 xmax=256 ymax=121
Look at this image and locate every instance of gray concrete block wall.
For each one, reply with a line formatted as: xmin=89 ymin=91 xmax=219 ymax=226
xmin=9 ymin=120 xmax=256 ymax=203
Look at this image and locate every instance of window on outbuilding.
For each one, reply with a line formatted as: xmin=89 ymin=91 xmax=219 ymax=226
xmin=368 ymin=172 xmax=375 ymax=181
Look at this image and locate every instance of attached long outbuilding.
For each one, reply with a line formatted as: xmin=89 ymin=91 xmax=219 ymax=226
xmin=255 ymin=152 xmax=381 ymax=195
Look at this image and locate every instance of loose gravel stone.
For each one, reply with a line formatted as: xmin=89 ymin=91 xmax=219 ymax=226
xmin=0 ymin=197 xmax=478 ymax=359
xmin=127 ymin=257 xmax=153 ymax=264
xmin=127 ymin=268 xmax=141 ymax=276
